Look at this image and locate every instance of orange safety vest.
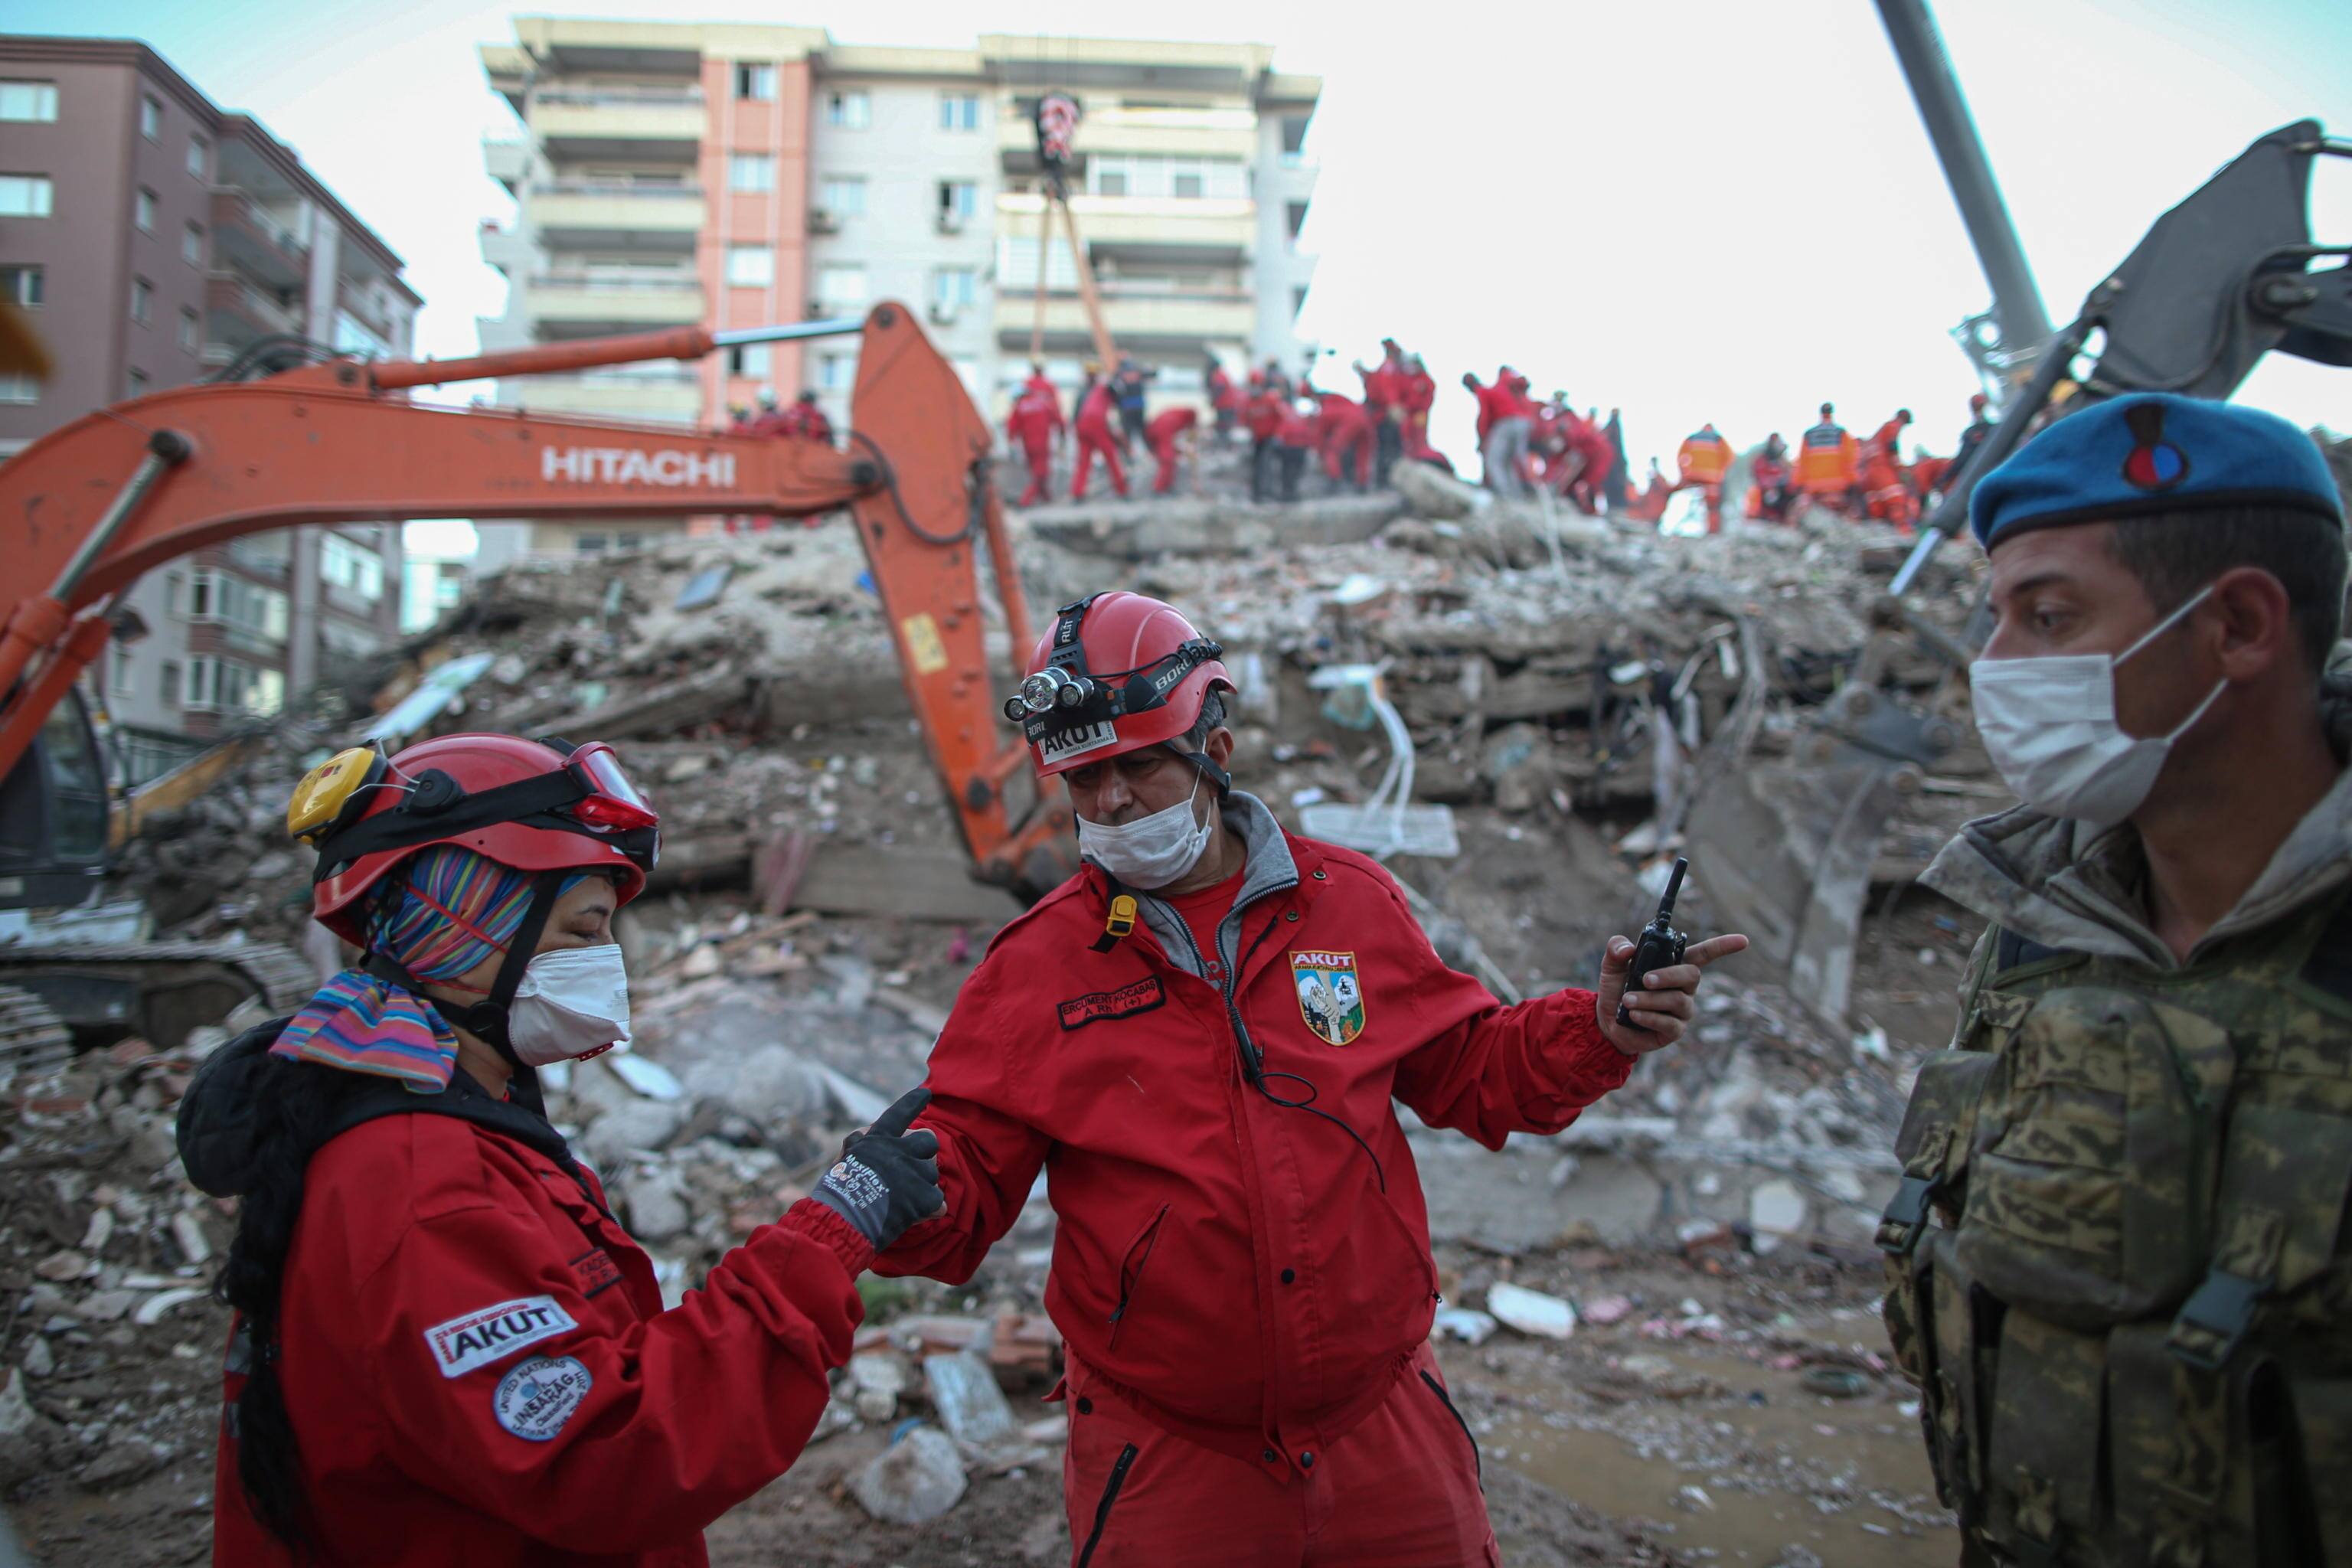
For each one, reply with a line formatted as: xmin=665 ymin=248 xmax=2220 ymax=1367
xmin=1676 ymin=430 xmax=1730 ymax=484
xmin=1795 ymin=422 xmax=1857 ymax=488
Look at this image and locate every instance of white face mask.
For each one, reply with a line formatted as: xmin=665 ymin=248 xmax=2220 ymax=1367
xmin=508 ymin=944 xmax=632 ymax=1066
xmin=1969 ymin=584 xmax=2226 ymax=829
xmin=1076 ymin=776 xmax=1214 ymax=889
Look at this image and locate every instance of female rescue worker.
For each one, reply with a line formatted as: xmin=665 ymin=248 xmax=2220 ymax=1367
xmin=888 ymin=592 xmax=1746 ymax=1565
xmin=174 ymin=733 xmax=942 ymax=1566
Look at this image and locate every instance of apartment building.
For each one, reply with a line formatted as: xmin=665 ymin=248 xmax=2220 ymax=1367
xmin=0 ymin=36 xmax=418 ymax=779
xmin=472 ymin=20 xmax=1318 ymax=564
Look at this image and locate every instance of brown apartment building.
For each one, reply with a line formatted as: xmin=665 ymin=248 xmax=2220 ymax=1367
xmin=0 ymin=36 xmax=420 ymax=779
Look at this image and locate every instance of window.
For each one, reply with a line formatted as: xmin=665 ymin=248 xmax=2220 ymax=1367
xmin=733 ymin=64 xmax=777 ymax=101
xmin=1286 ymin=201 xmax=1308 ymax=242
xmin=165 ymin=572 xmax=186 ymax=616
xmin=1281 ymin=115 xmax=1310 ymax=159
xmin=159 ymin=661 xmax=181 ymax=709
xmin=0 ymin=81 xmax=57 ymax=122
xmin=1096 ymin=167 xmax=1129 ymax=198
xmin=139 ymin=94 xmax=161 ymax=140
xmin=575 ymin=533 xmax=608 ymax=555
xmin=932 ymin=267 xmax=977 ymax=310
xmin=183 ymin=571 xmax=291 ymax=640
xmin=182 ymin=220 xmax=204 ymax=266
xmin=939 ymin=93 xmax=979 ymax=132
xmin=0 ymin=373 xmax=36 ymax=404
xmin=936 ymin=180 xmax=977 ymax=221
xmin=725 ymin=244 xmax=774 ymax=287
xmin=818 ymin=351 xmax=854 ymax=390
xmin=109 ymin=644 xmax=133 ymax=697
xmin=616 ymin=531 xmax=642 ymax=551
xmin=126 ymin=368 xmax=149 ymax=398
xmin=129 ymin=276 xmax=152 ymax=325
xmin=1171 ymin=164 xmax=1204 ymax=200
xmin=185 ymin=656 xmax=281 ymax=715
xmin=187 ymin=133 xmax=208 ymax=179
xmin=818 ymin=176 xmax=864 ymax=217
xmin=135 ymin=186 xmax=157 ymax=231
xmin=178 ymin=306 xmax=198 ymax=352
xmin=322 ymin=535 xmax=384 ymax=603
xmin=815 ymin=264 xmax=867 ymax=309
xmin=726 ymin=343 xmax=771 ymax=378
xmin=825 ymin=90 xmax=868 ymax=129
xmin=0 ymin=265 xmax=41 ymax=306
xmin=0 ymin=175 xmax=54 ymax=217
xmin=728 ymin=152 xmax=775 ymax=192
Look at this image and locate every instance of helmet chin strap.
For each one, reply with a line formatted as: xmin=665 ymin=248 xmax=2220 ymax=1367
xmin=362 ymin=868 xmax=569 ymax=1115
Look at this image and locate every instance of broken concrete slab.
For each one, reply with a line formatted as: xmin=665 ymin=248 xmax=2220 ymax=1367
xmin=1025 ymin=493 xmax=1402 ymax=560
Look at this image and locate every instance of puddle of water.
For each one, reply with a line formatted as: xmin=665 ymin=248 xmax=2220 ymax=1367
xmin=1469 ymin=1344 xmax=1956 ymax=1568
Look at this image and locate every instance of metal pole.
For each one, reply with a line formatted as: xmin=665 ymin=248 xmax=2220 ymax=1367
xmin=50 ymin=430 xmax=190 ymax=602
xmin=712 ymin=318 xmax=867 ymax=346
xmin=1875 ymin=0 xmax=2053 ymax=360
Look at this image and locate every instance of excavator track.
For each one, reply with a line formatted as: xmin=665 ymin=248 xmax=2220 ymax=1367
xmin=0 ymin=985 xmax=74 ymax=1086
xmin=0 ymin=940 xmax=316 ymax=1052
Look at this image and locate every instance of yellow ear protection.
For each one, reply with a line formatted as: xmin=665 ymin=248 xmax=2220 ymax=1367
xmin=286 ymin=743 xmax=390 ymax=844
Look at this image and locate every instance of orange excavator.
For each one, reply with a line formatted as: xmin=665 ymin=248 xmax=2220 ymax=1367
xmin=0 ymin=304 xmax=1072 ymax=1050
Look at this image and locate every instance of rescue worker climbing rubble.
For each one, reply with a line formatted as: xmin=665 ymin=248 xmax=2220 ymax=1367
xmin=1860 ymin=407 xmax=1916 ymax=528
xmin=1674 ymin=422 xmax=1733 ymax=533
xmin=884 ymin=592 xmax=1748 ymax=1566
xmin=1072 ymin=366 xmax=1129 ymax=502
xmin=1880 ymin=394 xmax=2352 ymax=1568
xmin=1007 ymin=364 xmax=1065 ymax=508
xmin=1796 ymin=400 xmax=1860 ymax=511
xmin=173 ymin=733 xmax=942 ymax=1566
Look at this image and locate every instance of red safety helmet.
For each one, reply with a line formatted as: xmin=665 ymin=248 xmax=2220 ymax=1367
xmin=1970 ymin=392 xmax=1991 ymax=413
xmin=1005 ymin=592 xmax=1233 ymax=781
xmin=293 ymin=733 xmax=657 ymax=945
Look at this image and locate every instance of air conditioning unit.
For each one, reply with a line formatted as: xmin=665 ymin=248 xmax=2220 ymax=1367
xmin=808 ymin=207 xmax=841 ymax=234
xmin=926 ymin=301 xmax=960 ymax=327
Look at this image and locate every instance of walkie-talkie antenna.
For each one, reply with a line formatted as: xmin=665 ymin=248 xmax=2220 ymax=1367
xmin=1657 ymin=858 xmax=1688 ymax=919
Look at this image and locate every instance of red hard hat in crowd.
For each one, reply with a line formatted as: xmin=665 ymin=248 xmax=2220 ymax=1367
xmin=1007 ymin=592 xmax=1233 ymax=779
xmin=296 ymin=733 xmax=657 ymax=944
xmin=1970 ymin=392 xmax=1990 ymax=413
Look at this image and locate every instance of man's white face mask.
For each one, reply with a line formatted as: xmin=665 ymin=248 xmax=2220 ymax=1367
xmin=1075 ymin=775 xmax=1214 ymax=889
xmin=1968 ymin=583 xmax=2226 ymax=829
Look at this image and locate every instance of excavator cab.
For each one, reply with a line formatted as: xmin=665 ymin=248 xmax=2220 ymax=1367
xmin=0 ymin=685 xmax=109 ymax=928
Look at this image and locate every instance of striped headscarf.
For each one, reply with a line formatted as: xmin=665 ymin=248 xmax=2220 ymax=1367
xmin=272 ymin=846 xmax=583 ymax=1093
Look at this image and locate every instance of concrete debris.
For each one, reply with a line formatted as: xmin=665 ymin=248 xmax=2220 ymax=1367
xmin=1433 ymin=1307 xmax=1499 ymax=1346
xmin=850 ymin=1424 xmax=968 ymax=1526
xmin=1486 ymin=1282 xmax=1577 ymax=1341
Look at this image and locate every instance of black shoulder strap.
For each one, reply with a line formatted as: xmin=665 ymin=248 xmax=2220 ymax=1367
xmin=1994 ymin=926 xmax=2076 ymax=974
xmin=2297 ymin=886 xmax=2352 ymax=1004
xmin=313 ymin=1071 xmax=611 ymax=1220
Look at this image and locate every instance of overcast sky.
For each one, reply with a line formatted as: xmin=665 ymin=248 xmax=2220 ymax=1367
xmin=17 ymin=0 xmax=2350 ymax=549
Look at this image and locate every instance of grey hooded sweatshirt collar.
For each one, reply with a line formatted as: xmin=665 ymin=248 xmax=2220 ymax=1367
xmin=1102 ymin=789 xmax=1296 ymax=982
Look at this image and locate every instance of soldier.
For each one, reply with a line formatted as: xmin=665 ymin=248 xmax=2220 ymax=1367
xmin=1880 ymin=392 xmax=2351 ymax=1568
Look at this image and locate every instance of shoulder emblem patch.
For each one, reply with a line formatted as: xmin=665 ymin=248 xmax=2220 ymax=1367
xmin=1292 ymin=950 xmax=1366 ymax=1046
xmin=1058 ymin=976 xmax=1165 ymax=1031
xmin=425 ymin=1295 xmax=577 ymax=1380
xmin=493 ymin=1354 xmax=593 ymax=1442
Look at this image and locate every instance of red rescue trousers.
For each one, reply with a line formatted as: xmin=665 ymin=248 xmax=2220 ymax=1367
xmin=1151 ymin=436 xmax=1183 ymax=495
xmin=1057 ymin=1343 xmax=1497 ymax=1568
xmin=1019 ymin=436 xmax=1054 ymax=507
xmin=1073 ymin=433 xmax=1128 ymax=501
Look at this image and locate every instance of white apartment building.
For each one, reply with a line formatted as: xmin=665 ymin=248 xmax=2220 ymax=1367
xmin=472 ymin=21 xmax=1319 ymax=564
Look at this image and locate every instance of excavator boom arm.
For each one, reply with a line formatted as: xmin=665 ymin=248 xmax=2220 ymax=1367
xmin=0 ymin=302 xmax=1067 ymax=890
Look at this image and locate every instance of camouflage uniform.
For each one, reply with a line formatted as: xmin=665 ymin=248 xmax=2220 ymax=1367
xmin=1881 ymin=675 xmax=2352 ymax=1567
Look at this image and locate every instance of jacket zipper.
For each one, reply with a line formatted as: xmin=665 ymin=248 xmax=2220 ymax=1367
xmin=1075 ymin=1442 xmax=1140 ymax=1567
xmin=1420 ymin=1370 xmax=1483 ymax=1489
xmin=1107 ymin=1204 xmax=1171 ymax=1349
xmin=1164 ymin=900 xmax=1282 ymax=1083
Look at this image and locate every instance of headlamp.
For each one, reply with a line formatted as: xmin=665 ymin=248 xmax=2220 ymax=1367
xmin=1013 ymin=667 xmax=1089 ymax=717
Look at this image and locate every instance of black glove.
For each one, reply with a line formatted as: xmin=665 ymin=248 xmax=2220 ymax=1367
xmin=810 ymin=1088 xmax=944 ymax=1251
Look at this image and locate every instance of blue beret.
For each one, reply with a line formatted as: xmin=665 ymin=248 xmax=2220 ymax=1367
xmin=1970 ymin=392 xmax=2342 ymax=550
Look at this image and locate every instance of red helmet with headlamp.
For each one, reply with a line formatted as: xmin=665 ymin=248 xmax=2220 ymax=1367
xmin=1005 ymin=592 xmax=1233 ymax=787
xmin=291 ymin=733 xmax=659 ymax=945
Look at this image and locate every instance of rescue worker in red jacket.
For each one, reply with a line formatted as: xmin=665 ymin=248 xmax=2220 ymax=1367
xmin=1072 ymin=368 xmax=1129 ymax=502
xmin=1007 ymin=366 xmax=1065 ymax=508
xmin=1146 ymin=404 xmax=1199 ymax=495
xmin=1860 ymin=408 xmax=1916 ymax=529
xmin=177 ymin=733 xmax=943 ymax=1567
xmin=897 ymin=594 xmax=1747 ymax=1566
xmin=786 ymin=388 xmax=834 ymax=446
xmin=1243 ymin=373 xmax=1287 ymax=503
xmin=1748 ymin=432 xmax=1795 ymax=523
xmin=1795 ymin=401 xmax=1860 ymax=511
xmin=1400 ymin=355 xmax=1442 ymax=469
xmin=1355 ymin=338 xmax=1408 ymax=481
xmin=1314 ymin=385 xmax=1376 ymax=492
xmin=1207 ymin=356 xmax=1242 ymax=436
xmin=1274 ymin=394 xmax=1321 ymax=501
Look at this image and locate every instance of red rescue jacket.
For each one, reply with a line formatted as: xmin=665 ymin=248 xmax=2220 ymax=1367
xmin=1146 ymin=406 xmax=1197 ymax=451
xmin=1243 ymin=390 xmax=1285 ymax=441
xmin=207 ymin=1067 xmax=868 ymax=1566
xmin=1076 ymin=382 xmax=1120 ymax=440
xmin=880 ymin=802 xmax=1631 ymax=1478
xmin=1402 ymin=370 xmax=1436 ymax=416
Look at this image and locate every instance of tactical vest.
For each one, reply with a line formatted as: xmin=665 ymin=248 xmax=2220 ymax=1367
xmin=1879 ymin=890 xmax=2352 ymax=1568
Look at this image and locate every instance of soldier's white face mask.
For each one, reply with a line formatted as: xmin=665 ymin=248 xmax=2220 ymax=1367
xmin=1969 ymin=583 xmax=2226 ymax=829
xmin=508 ymin=944 xmax=632 ymax=1066
xmin=1076 ymin=776 xmax=1213 ymax=889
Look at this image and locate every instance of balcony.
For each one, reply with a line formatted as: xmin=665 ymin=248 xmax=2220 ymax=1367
xmin=479 ymin=220 xmax=537 ymax=276
xmin=500 ymin=369 xmax=703 ymax=424
xmin=995 ymin=288 xmax=1255 ymax=353
xmin=996 ymin=105 xmax=1258 ymax=169
xmin=531 ymin=181 xmax=704 ymax=252
xmin=206 ymin=271 xmax=303 ymax=352
xmin=532 ymin=86 xmax=704 ymax=164
xmin=484 ymin=137 xmax=530 ymax=192
xmin=998 ymin=191 xmax=1254 ymax=265
xmin=210 ymin=188 xmax=309 ymax=290
xmin=525 ymin=272 xmax=704 ymax=337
